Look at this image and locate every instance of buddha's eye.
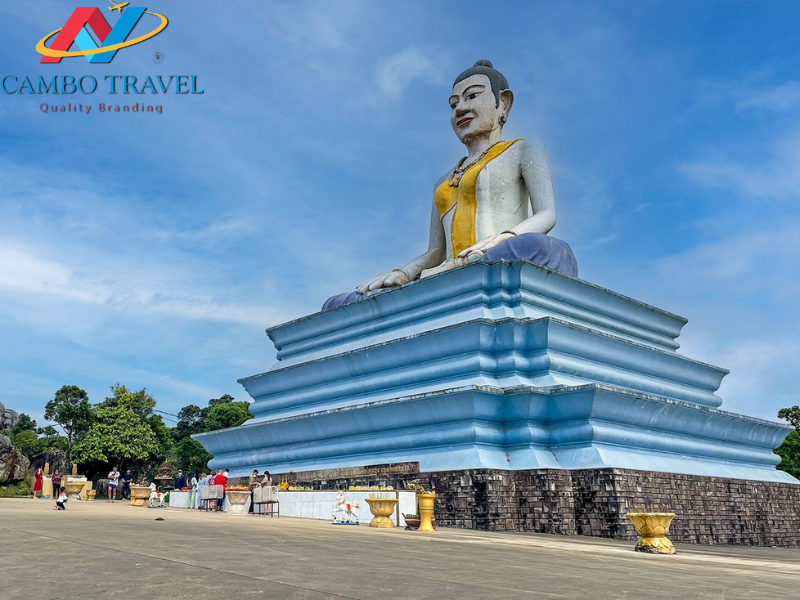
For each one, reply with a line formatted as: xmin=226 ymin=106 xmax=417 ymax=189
xmin=467 ymin=92 xmax=479 ymax=100
xmin=450 ymin=102 xmax=458 ymax=109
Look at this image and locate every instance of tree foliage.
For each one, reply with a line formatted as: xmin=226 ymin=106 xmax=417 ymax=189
xmin=12 ymin=413 xmax=37 ymax=435
xmin=775 ymin=431 xmax=800 ymax=480
xmin=12 ymin=414 xmax=44 ymax=459
xmin=174 ymin=437 xmax=213 ymax=475
xmin=44 ymin=385 xmax=93 ymax=465
xmin=12 ymin=430 xmax=41 ymax=459
xmin=73 ymin=398 xmax=159 ymax=467
xmin=778 ymin=406 xmax=800 ymax=432
xmin=174 ymin=404 xmax=203 ymax=442
xmin=35 ymin=425 xmax=67 ymax=452
xmin=30 ymin=382 xmax=247 ymax=479
xmin=205 ymin=401 xmax=251 ymax=431
xmin=169 ymin=394 xmax=249 ymax=473
xmin=100 ymin=384 xmax=156 ymax=420
xmin=775 ymin=406 xmax=800 ymax=480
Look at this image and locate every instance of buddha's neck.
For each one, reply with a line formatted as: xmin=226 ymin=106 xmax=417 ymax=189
xmin=464 ymin=128 xmax=503 ymax=162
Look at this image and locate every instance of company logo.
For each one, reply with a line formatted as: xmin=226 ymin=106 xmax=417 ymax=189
xmin=37 ymin=4 xmax=167 ymax=64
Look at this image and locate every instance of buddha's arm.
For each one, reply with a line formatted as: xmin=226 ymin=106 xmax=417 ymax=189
xmin=356 ymin=201 xmax=446 ymax=293
xmin=508 ymin=140 xmax=557 ymax=235
xmin=455 ymin=141 xmax=557 ymax=259
xmin=398 ymin=201 xmax=447 ymax=280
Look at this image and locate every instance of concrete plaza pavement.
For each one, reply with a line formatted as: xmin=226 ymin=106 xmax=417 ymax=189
xmin=0 ymin=498 xmax=798 ymax=599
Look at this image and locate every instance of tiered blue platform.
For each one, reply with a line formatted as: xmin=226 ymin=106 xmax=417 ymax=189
xmin=194 ymin=261 xmax=797 ymax=484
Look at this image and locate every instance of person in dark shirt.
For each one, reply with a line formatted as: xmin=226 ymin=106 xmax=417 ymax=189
xmin=174 ymin=471 xmax=186 ymax=489
xmin=121 ymin=470 xmax=133 ymax=500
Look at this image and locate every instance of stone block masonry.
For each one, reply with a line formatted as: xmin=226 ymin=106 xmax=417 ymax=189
xmin=424 ymin=468 xmax=800 ymax=547
xmin=269 ymin=466 xmax=800 ymax=547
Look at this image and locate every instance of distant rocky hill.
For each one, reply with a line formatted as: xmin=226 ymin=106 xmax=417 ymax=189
xmin=0 ymin=400 xmax=19 ymax=431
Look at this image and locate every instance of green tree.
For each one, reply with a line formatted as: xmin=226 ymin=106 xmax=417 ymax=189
xmin=173 ymin=404 xmax=203 ymax=442
xmin=147 ymin=414 xmax=174 ymax=469
xmin=12 ymin=430 xmax=43 ymax=459
xmin=775 ymin=431 xmax=800 ymax=480
xmin=778 ymin=406 xmax=800 ymax=431
xmin=73 ymin=399 xmax=159 ymax=467
xmin=44 ymin=385 xmax=93 ymax=466
xmin=36 ymin=425 xmax=59 ymax=451
xmin=100 ymin=384 xmax=156 ymax=420
xmin=174 ymin=437 xmax=213 ymax=474
xmin=12 ymin=413 xmax=37 ymax=435
xmin=775 ymin=406 xmax=800 ymax=480
xmin=204 ymin=401 xmax=251 ymax=431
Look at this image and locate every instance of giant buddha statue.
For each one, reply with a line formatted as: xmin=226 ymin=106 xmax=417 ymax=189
xmin=324 ymin=60 xmax=577 ymax=310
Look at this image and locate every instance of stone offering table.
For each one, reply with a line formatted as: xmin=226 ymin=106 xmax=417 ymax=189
xmin=168 ymin=490 xmax=189 ymax=508
xmin=129 ymin=485 xmax=150 ymax=507
xmin=226 ymin=490 xmax=251 ymax=515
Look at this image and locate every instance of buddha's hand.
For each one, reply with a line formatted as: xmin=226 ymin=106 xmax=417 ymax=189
xmin=356 ymin=269 xmax=411 ymax=295
xmin=457 ymin=232 xmax=516 ymax=261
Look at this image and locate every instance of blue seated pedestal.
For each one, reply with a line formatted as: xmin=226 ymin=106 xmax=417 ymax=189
xmin=193 ymin=261 xmax=797 ymax=485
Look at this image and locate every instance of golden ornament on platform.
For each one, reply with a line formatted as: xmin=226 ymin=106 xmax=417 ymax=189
xmin=627 ymin=512 xmax=677 ymax=554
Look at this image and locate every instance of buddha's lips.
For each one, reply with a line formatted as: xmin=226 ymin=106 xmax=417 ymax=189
xmin=456 ymin=116 xmax=473 ymax=127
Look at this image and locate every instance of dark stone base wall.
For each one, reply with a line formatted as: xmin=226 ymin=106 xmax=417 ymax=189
xmin=263 ymin=467 xmax=800 ymax=547
xmin=425 ymin=468 xmax=800 ymax=547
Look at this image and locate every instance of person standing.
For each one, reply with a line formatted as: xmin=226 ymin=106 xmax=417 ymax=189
xmin=32 ymin=468 xmax=43 ymax=499
xmin=174 ymin=470 xmax=186 ymax=490
xmin=248 ymin=469 xmax=259 ymax=514
xmin=187 ymin=472 xmax=198 ymax=508
xmin=121 ymin=469 xmax=133 ymax=501
xmin=51 ymin=469 xmax=62 ymax=499
xmin=213 ymin=468 xmax=227 ymax=512
xmin=107 ymin=466 xmax=120 ymax=502
xmin=196 ymin=472 xmax=207 ymax=510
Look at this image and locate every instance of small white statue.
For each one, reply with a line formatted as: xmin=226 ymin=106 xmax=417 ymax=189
xmin=332 ymin=490 xmax=359 ymax=524
xmin=148 ymin=482 xmax=165 ymax=507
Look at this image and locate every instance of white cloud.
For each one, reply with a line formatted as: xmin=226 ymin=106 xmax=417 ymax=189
xmin=734 ymin=81 xmax=800 ymax=113
xmin=679 ymin=130 xmax=800 ymax=201
xmin=0 ymin=239 xmax=292 ymax=327
xmin=603 ymin=226 xmax=800 ymax=421
xmin=375 ymin=48 xmax=442 ymax=100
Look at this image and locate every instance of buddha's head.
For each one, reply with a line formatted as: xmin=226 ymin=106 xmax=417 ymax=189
xmin=450 ymin=60 xmax=513 ymax=144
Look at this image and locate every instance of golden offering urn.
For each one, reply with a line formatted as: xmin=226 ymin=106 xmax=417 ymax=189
xmin=417 ymin=493 xmax=436 ymax=533
xmin=626 ymin=512 xmax=677 ymax=554
xmin=365 ymin=497 xmax=399 ymax=528
xmin=129 ymin=485 xmax=150 ymax=507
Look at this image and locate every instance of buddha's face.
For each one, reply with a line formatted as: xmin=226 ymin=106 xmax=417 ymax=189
xmin=449 ymin=74 xmax=502 ymax=143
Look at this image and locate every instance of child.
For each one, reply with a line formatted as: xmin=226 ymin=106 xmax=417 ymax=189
xmin=54 ymin=487 xmax=67 ymax=510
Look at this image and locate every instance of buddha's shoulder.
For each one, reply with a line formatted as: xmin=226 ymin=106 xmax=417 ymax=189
xmin=505 ymin=138 xmax=546 ymax=158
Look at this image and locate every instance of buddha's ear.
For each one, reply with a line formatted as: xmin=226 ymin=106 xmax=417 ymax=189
xmin=499 ymin=89 xmax=514 ymax=117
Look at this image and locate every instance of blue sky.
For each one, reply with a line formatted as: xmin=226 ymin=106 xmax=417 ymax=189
xmin=0 ymin=0 xmax=797 ymax=426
